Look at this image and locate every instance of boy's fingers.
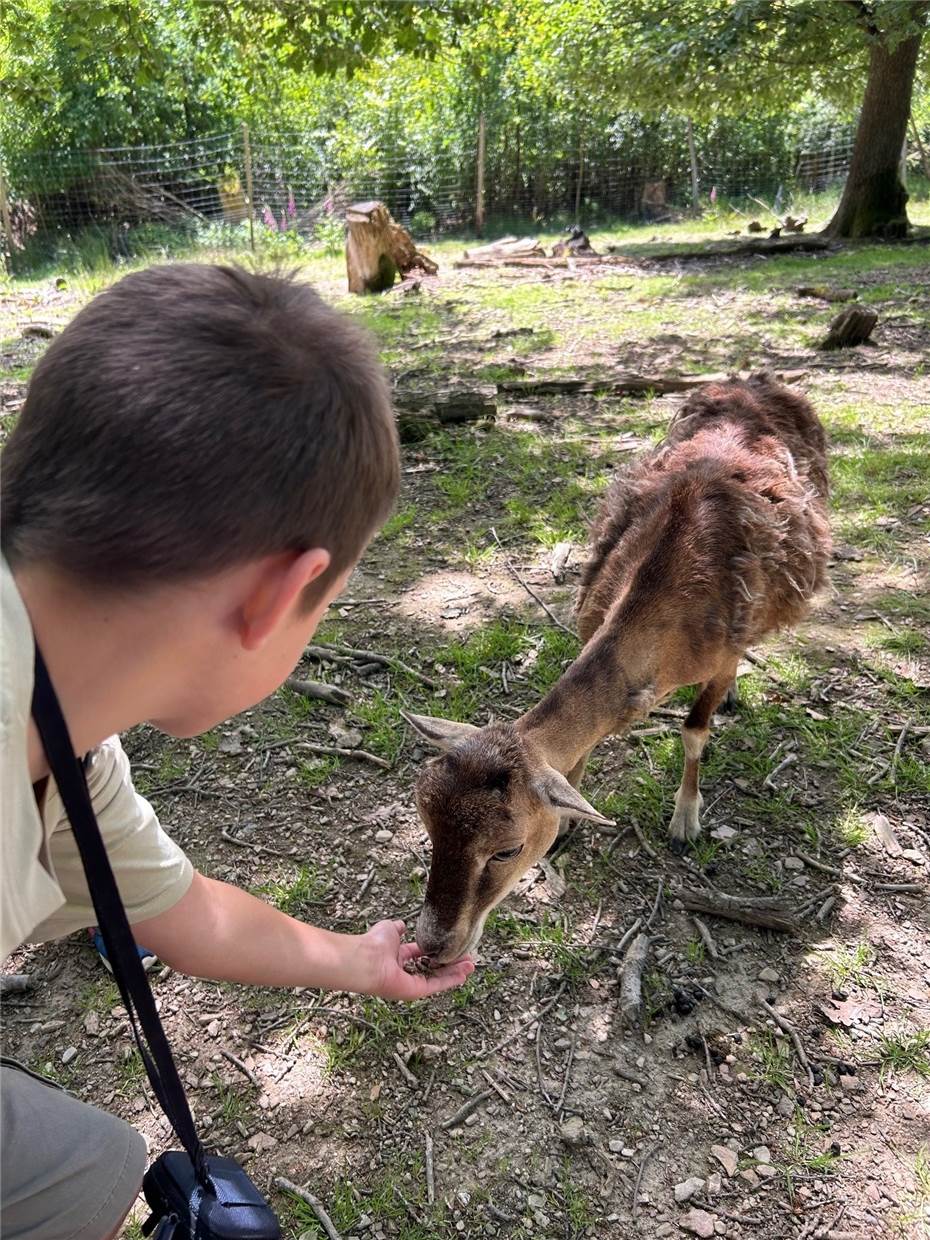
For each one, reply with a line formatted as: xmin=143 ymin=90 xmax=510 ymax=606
xmin=415 ymin=961 xmax=475 ymax=995
xmin=393 ymin=920 xmax=406 ymax=936
xmin=399 ymin=941 xmax=424 ymax=963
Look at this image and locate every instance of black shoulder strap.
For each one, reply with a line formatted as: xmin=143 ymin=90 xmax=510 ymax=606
xmin=31 ymin=642 xmax=209 ymax=1184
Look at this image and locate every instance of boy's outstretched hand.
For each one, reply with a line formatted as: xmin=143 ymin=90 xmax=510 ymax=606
xmin=362 ymin=919 xmax=474 ymax=1000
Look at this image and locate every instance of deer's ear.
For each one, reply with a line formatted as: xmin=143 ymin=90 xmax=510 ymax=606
xmin=533 ymin=768 xmax=615 ymax=826
xmin=402 ymin=711 xmax=480 ymax=752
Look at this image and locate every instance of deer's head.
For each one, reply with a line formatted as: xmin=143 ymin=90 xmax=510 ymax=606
xmin=403 ymin=713 xmax=613 ymax=963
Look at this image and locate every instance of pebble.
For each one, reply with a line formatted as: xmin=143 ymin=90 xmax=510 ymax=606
xmin=679 ymin=1208 xmax=717 ymax=1237
xmin=784 ymin=856 xmax=805 ymax=871
xmin=710 ymin=1144 xmax=738 ymax=1176
xmin=527 ymin=1194 xmax=546 ymax=1210
xmin=752 ymin=1145 xmax=772 ymax=1164
xmin=559 ymin=1116 xmax=586 ymax=1146
xmin=61 ymin=1046 xmax=77 ymax=1065
xmin=758 ymin=967 xmax=780 ymax=984
xmin=776 ymin=1096 xmax=794 ymax=1116
xmin=374 ymin=829 xmax=394 ymax=843
xmin=757 ymin=1164 xmax=778 ymax=1180
xmin=706 ymin=1172 xmax=722 ymax=1196
xmin=608 ymin=1139 xmax=625 ymax=1154
xmin=83 ymin=1012 xmax=100 ymax=1037
xmin=674 ymin=1177 xmax=705 ymax=1203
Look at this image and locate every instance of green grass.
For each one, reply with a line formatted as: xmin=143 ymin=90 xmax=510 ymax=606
xmin=877 ymin=1028 xmax=930 ymax=1081
xmin=749 ymin=1030 xmax=795 ymax=1093
xmin=256 ymin=863 xmax=330 ymax=916
xmin=822 ymin=942 xmax=879 ymax=992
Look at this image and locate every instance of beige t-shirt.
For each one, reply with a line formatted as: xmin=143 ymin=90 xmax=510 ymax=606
xmin=1 ymin=556 xmax=194 ymax=962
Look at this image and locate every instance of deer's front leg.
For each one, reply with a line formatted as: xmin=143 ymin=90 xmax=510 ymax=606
xmin=669 ymin=665 xmax=737 ymax=850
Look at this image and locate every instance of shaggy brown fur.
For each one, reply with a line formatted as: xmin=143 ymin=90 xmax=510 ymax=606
xmin=405 ymin=374 xmax=831 ymax=963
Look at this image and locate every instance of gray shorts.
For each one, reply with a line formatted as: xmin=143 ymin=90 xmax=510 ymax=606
xmin=1 ymin=1059 xmax=147 ymax=1240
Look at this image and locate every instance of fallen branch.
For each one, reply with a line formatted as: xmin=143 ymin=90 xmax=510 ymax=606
xmin=490 ymin=527 xmax=574 ymax=635
xmin=497 ymin=368 xmax=807 ymax=400
xmin=220 ymin=1048 xmax=261 ymax=1089
xmin=691 ymin=915 xmax=720 ymax=960
xmin=677 ymin=888 xmax=799 ymax=933
xmin=274 ymin=1179 xmax=342 ymax=1240
xmin=286 ymin=677 xmax=352 ymax=707
xmin=631 ymin=1144 xmax=657 ymax=1220
xmin=424 ymin=1132 xmax=435 ymax=1205
xmin=763 ymin=751 xmax=798 ymax=791
xmin=392 ymin=1050 xmax=419 ymax=1088
xmin=309 ymin=642 xmax=436 ymax=689
xmin=0 ymin=974 xmax=34 ymax=995
xmin=299 ymin=741 xmax=391 ymax=771
xmin=618 ymin=933 xmax=651 ymax=1025
xmin=760 ymin=999 xmax=815 ymax=1087
xmin=440 ymin=1087 xmax=495 ymax=1130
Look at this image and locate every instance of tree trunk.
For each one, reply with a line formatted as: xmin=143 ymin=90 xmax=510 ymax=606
xmin=345 ymin=201 xmax=437 ymax=294
xmin=825 ymin=8 xmax=926 ymax=238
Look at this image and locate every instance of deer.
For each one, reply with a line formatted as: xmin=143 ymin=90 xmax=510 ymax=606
xmin=403 ymin=373 xmax=831 ymax=965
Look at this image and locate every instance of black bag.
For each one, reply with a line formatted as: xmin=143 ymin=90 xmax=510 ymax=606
xmin=31 ymin=644 xmax=280 ymax=1240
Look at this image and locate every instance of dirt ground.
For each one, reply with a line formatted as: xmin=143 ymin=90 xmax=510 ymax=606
xmin=2 ymin=230 xmax=929 ymax=1240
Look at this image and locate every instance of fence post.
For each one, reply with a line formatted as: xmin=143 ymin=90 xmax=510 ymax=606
xmin=475 ymin=110 xmax=486 ymax=237
xmin=0 ymin=163 xmax=15 ymax=274
xmin=574 ymin=132 xmax=584 ymax=222
xmin=686 ymin=118 xmax=700 ymax=213
xmin=241 ymin=123 xmax=255 ymax=252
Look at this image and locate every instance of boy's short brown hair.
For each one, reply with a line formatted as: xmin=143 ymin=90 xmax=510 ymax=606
xmin=1 ymin=263 xmax=399 ymax=604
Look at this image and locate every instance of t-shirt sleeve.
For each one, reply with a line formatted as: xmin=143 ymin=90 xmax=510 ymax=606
xmin=28 ymin=735 xmax=194 ymax=943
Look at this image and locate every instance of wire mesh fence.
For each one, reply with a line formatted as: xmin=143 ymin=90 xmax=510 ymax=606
xmin=0 ymin=121 xmax=861 ymax=271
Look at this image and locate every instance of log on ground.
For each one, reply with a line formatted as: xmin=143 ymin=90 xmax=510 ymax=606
xmin=818 ymin=305 xmax=878 ymax=349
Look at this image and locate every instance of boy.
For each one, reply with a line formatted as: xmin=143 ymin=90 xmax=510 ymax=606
xmin=1 ymin=264 xmax=473 ymax=1240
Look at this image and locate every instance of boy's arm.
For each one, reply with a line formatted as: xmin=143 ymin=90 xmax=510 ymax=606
xmin=132 ymin=871 xmax=473 ymax=1000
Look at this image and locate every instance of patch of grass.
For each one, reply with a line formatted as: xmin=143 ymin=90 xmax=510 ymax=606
xmin=257 ymin=863 xmax=329 ymax=917
xmin=784 ymin=1111 xmax=841 ymax=1195
xmin=79 ymin=978 xmax=121 ymax=1014
xmin=877 ymin=1028 xmax=930 ymax=1081
xmin=211 ymin=1072 xmax=254 ymax=1127
xmin=829 ymin=804 xmax=870 ymax=849
xmin=823 ymin=941 xmax=879 ymax=992
xmin=295 ymin=755 xmax=341 ymax=789
xmin=115 ymin=1048 xmax=147 ymax=1094
xmin=489 ymin=910 xmax=590 ymax=982
xmin=353 ymin=689 xmax=407 ymax=762
xmin=874 ymin=629 xmax=928 ymax=657
xmin=684 ymin=938 xmax=706 ymax=965
xmin=748 ymin=1029 xmax=795 ymax=1093
xmin=378 ymin=505 xmax=417 ymax=542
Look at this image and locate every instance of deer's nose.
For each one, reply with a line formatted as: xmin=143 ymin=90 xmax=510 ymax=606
xmin=415 ymin=906 xmax=452 ymax=959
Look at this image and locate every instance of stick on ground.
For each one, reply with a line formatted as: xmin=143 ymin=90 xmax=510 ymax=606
xmin=286 ymin=677 xmax=352 ymax=707
xmin=619 ymin=933 xmax=651 ymax=1026
xmin=274 ymin=1178 xmax=342 ymax=1240
xmin=677 ymin=888 xmax=799 ymax=933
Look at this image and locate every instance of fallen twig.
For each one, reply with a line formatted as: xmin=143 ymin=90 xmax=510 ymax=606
xmin=555 ymin=1030 xmax=577 ymax=1117
xmin=619 ymin=933 xmax=651 ymax=1026
xmin=0 ymin=974 xmax=34 ymax=995
xmin=631 ymin=1144 xmax=657 ymax=1220
xmin=677 ymin=888 xmax=799 ymax=933
xmin=220 ymin=829 xmax=294 ymax=861
xmin=630 ymin=820 xmax=658 ymax=860
xmin=440 ymin=1088 xmax=495 ymax=1130
xmin=220 ymin=1048 xmax=261 ymax=1089
xmin=478 ymin=983 xmax=568 ymax=1059
xmin=286 ymin=677 xmax=352 ymax=707
xmin=763 ymin=751 xmax=798 ymax=791
xmin=424 ymin=1132 xmax=435 ymax=1205
xmin=691 ymin=915 xmax=720 ymax=960
xmin=274 ymin=1179 xmax=342 ymax=1240
xmin=392 ymin=1050 xmax=419 ymax=1088
xmin=489 ymin=527 xmax=574 ymax=635
xmin=309 ymin=642 xmax=436 ymax=688
xmin=299 ymin=741 xmax=391 ymax=770
xmin=760 ymin=999 xmax=815 ymax=1087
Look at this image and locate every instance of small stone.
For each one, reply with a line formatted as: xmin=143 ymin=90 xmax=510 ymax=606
xmin=374 ymin=829 xmax=394 ymax=844
xmin=247 ymin=1131 xmax=277 ymax=1152
xmin=706 ymin=1173 xmax=722 ymax=1196
xmin=61 ymin=1046 xmax=78 ymax=1065
xmin=608 ymin=1138 xmax=625 ymax=1154
xmin=527 ymin=1194 xmax=546 ymax=1210
xmin=710 ymin=825 xmax=738 ymax=841
xmin=752 ymin=1145 xmax=772 ymax=1164
xmin=757 ymin=1164 xmax=778 ymax=1179
xmin=83 ymin=1012 xmax=100 ymax=1037
xmin=901 ymin=849 xmax=926 ymax=865
xmin=710 ymin=1144 xmax=738 ymax=1176
xmin=776 ymin=1096 xmax=794 ymax=1117
xmin=206 ymin=1019 xmax=220 ymax=1038
xmin=622 ymin=1147 xmax=636 ymax=1158
xmin=739 ymin=1169 xmax=760 ymax=1187
xmin=784 ymin=856 xmax=805 ymax=871
xmin=758 ymin=968 xmax=780 ymax=984
xmin=656 ymin=1226 xmax=674 ymax=1238
xmin=674 ymin=1177 xmax=705 ymax=1203
xmin=560 ymin=1116 xmax=586 ymax=1146
xmin=839 ymin=1073 xmax=861 ymax=1093
xmin=679 ymin=1208 xmax=717 ymax=1237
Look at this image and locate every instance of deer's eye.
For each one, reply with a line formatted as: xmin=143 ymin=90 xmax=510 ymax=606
xmin=491 ymin=845 xmax=524 ymax=863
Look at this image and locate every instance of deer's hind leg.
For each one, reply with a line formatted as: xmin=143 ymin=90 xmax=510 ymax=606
xmin=669 ymin=661 xmax=739 ymax=850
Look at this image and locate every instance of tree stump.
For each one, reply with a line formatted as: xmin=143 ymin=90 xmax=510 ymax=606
xmin=818 ymin=306 xmax=878 ymax=350
xmin=345 ymin=201 xmax=437 ymax=294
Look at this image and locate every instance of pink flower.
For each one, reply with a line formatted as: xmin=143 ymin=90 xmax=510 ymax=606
xmin=287 ymin=190 xmax=297 ymax=219
xmin=261 ymin=205 xmax=275 ymax=230
xmin=710 ymin=186 xmax=718 ymax=204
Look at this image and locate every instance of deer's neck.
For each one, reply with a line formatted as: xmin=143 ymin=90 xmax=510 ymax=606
xmin=517 ymin=627 xmax=649 ymax=773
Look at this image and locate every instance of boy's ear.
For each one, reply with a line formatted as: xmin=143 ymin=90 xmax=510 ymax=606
xmin=238 ymin=549 xmax=331 ymax=651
